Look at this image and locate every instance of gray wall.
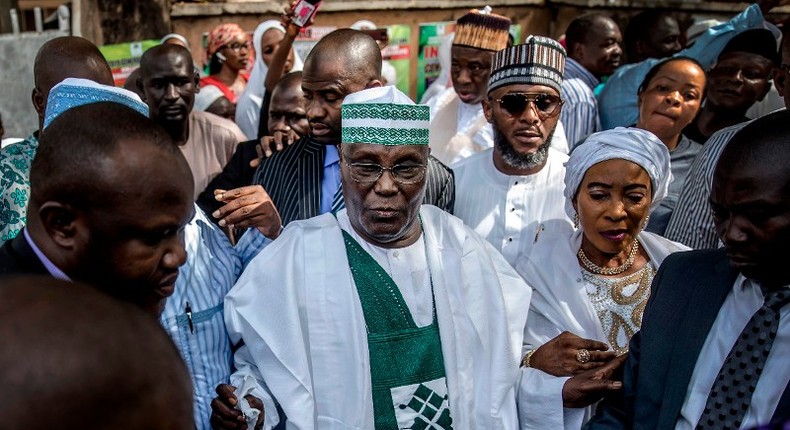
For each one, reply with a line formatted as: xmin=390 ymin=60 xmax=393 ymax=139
xmin=0 ymin=30 xmax=67 ymax=139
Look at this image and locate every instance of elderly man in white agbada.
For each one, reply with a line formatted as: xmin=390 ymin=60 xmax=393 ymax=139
xmin=211 ymin=86 xmax=532 ymax=430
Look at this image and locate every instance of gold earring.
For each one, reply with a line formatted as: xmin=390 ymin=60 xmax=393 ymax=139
xmin=573 ymin=212 xmax=579 ymax=229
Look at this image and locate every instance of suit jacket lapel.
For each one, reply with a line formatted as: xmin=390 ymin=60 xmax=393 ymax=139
xmin=770 ymin=377 xmax=790 ymax=425
xmin=298 ymin=138 xmax=325 ymax=221
xmin=658 ymin=250 xmax=737 ymax=427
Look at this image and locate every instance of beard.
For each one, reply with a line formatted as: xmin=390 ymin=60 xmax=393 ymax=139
xmin=493 ymin=125 xmax=555 ymax=171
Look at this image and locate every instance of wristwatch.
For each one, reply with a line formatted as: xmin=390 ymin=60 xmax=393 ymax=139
xmin=521 ymin=349 xmax=536 ymax=368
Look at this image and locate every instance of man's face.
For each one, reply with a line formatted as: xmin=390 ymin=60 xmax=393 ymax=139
xmin=711 ymin=160 xmax=790 ymax=287
xmin=639 ymin=16 xmax=682 ymax=60
xmin=706 ymin=52 xmax=773 ymax=111
xmin=773 ymin=42 xmax=790 ymax=107
xmin=575 ymin=19 xmax=622 ymax=78
xmin=268 ymin=82 xmax=309 ymax=136
xmin=140 ymin=52 xmax=199 ymax=124
xmin=340 ymin=143 xmax=428 ymax=248
xmin=302 ymin=60 xmax=367 ymax=144
xmin=483 ymin=84 xmax=562 ymax=170
xmin=450 ymin=45 xmax=494 ymax=105
xmin=73 ymin=143 xmax=194 ymax=316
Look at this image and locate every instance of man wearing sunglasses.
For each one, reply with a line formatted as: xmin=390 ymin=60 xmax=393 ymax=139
xmin=211 ymin=86 xmax=531 ymax=429
xmin=453 ymin=36 xmax=573 ymax=269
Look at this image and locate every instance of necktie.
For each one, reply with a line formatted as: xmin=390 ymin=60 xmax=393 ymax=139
xmin=695 ymin=286 xmax=789 ymax=429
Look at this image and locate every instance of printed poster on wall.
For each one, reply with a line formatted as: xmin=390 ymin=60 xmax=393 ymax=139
xmin=417 ymin=21 xmax=455 ymax=103
xmin=382 ymin=24 xmax=411 ymax=97
xmin=99 ymin=40 xmax=159 ymax=87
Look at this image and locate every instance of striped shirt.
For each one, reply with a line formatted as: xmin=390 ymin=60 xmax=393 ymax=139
xmin=161 ymin=206 xmax=245 ymax=430
xmin=561 ymin=58 xmax=600 ymax=149
xmin=663 ymin=122 xmax=748 ymax=249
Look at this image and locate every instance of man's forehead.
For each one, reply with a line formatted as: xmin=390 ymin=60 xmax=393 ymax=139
xmin=143 ymin=52 xmax=192 ymax=77
xmin=343 ymin=143 xmax=427 ymax=158
xmin=492 ymin=83 xmax=560 ymax=97
xmin=451 ymin=45 xmax=494 ymax=62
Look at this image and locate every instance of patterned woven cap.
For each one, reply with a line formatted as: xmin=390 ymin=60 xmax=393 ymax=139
xmin=342 ymin=86 xmax=430 ymax=146
xmin=488 ymin=35 xmax=567 ymax=94
xmin=453 ymin=8 xmax=511 ymax=52
xmin=44 ymin=78 xmax=149 ymax=130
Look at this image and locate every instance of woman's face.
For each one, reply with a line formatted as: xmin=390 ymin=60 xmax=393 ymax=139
xmin=575 ymin=159 xmax=652 ymax=256
xmin=260 ymin=28 xmax=294 ymax=73
xmin=636 ymin=59 xmax=705 ymax=144
xmin=219 ymin=34 xmax=250 ymax=72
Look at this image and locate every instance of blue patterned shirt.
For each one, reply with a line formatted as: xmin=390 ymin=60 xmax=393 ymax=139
xmin=0 ymin=133 xmax=38 ymax=243
xmin=597 ymin=3 xmax=764 ymax=130
xmin=560 ymin=58 xmax=600 ymax=149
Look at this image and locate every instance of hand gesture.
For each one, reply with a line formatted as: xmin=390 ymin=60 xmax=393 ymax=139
xmin=249 ymin=130 xmax=300 ymax=168
xmin=212 ymin=186 xmax=283 ymax=239
xmin=529 ymin=331 xmax=616 ymax=377
xmin=561 ymin=353 xmax=627 ymax=408
xmin=210 ymin=383 xmax=265 ymax=429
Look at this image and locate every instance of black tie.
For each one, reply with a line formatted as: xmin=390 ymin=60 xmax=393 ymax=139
xmin=695 ymin=285 xmax=789 ymax=430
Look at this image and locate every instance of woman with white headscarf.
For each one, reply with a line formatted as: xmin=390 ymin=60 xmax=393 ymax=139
xmin=514 ymin=128 xmax=689 ymax=429
xmin=236 ymin=19 xmax=303 ymax=140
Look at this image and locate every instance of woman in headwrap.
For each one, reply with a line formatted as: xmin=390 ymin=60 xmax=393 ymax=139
xmin=514 ymin=128 xmax=689 ymax=429
xmin=236 ymin=19 xmax=303 ymax=140
xmin=634 ymin=57 xmax=707 ymax=234
xmin=201 ymin=23 xmax=251 ymax=106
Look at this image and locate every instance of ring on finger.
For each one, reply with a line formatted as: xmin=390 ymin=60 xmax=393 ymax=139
xmin=576 ymin=348 xmax=590 ymax=364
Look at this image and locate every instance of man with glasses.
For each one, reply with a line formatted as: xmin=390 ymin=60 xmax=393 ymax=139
xmin=210 ymin=86 xmax=532 ymax=429
xmin=682 ymin=29 xmax=778 ymax=144
xmin=665 ymin=27 xmax=786 ymax=249
xmin=453 ymin=36 xmax=573 ymax=268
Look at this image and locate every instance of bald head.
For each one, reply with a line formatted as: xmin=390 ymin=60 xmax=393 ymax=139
xmin=32 ymin=36 xmax=114 ymax=130
xmin=139 ymin=43 xmax=195 ymax=77
xmin=0 ymin=276 xmax=194 ymax=430
xmin=712 ymin=110 xmax=790 ymax=287
xmin=304 ymin=28 xmax=382 ymax=84
xmin=31 ymin=102 xmax=189 ymax=211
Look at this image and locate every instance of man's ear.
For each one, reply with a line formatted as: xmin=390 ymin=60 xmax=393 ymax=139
xmin=136 ymin=78 xmax=147 ymax=102
xmin=756 ymin=79 xmax=772 ymax=102
xmin=571 ymin=42 xmax=585 ymax=62
xmin=194 ymin=70 xmax=201 ymax=93
xmin=32 ymin=88 xmax=45 ymax=118
xmin=773 ymin=66 xmax=787 ymax=98
xmin=38 ymin=202 xmax=82 ymax=250
xmin=482 ymin=97 xmax=493 ymax=123
xmin=365 ymin=79 xmax=383 ymax=90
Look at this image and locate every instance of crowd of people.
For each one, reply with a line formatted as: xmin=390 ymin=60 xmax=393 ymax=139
xmin=0 ymin=1 xmax=788 ymax=429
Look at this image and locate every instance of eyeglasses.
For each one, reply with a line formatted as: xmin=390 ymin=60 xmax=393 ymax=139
xmin=492 ymin=93 xmax=563 ymax=119
xmin=222 ymin=41 xmax=250 ymax=51
xmin=709 ymin=65 xmax=769 ymax=81
xmin=343 ymin=160 xmax=427 ymax=185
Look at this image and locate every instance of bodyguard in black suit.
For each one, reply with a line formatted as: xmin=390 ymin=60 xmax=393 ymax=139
xmin=251 ymin=29 xmax=455 ymax=228
xmin=587 ymin=111 xmax=790 ymax=429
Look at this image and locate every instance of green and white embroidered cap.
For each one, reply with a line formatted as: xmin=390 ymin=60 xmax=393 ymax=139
xmin=341 ymin=86 xmax=430 ymax=146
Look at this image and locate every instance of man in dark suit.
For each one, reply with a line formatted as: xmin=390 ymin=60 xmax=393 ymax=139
xmin=587 ymin=110 xmax=790 ymax=429
xmin=252 ymin=28 xmax=455 ymax=227
xmin=0 ymin=101 xmax=194 ymax=317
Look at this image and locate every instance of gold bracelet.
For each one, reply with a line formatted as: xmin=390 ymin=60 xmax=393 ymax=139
xmin=521 ymin=349 xmax=536 ymax=368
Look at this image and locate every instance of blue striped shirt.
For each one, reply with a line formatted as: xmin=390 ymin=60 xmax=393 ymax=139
xmin=161 ymin=206 xmax=269 ymax=430
xmin=560 ymin=58 xmax=600 ymax=149
xmin=597 ymin=3 xmax=764 ymax=130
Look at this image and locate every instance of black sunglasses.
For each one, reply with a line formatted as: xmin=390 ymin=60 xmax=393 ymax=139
xmin=492 ymin=93 xmax=563 ymax=119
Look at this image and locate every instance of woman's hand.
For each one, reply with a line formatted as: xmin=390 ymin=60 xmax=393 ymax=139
xmin=529 ymin=331 xmax=617 ymax=377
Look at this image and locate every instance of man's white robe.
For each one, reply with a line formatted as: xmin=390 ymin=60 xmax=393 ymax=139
xmin=225 ymin=205 xmax=532 ymax=429
xmin=513 ymin=229 xmax=689 ymax=429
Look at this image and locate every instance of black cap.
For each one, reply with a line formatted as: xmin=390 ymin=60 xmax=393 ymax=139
xmin=719 ymin=28 xmax=780 ymax=66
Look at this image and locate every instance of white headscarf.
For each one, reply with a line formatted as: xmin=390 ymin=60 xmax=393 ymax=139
xmin=563 ymin=127 xmax=672 ymax=219
xmin=235 ymin=20 xmax=304 ymax=139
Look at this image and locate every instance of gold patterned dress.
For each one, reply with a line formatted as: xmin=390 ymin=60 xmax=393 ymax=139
xmin=582 ymin=264 xmax=656 ymax=354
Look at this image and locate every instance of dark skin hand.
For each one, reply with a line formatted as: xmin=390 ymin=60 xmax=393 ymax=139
xmin=529 ymin=331 xmax=617 ymax=377
xmin=562 ymin=353 xmax=627 ymax=408
xmin=249 ymin=129 xmax=301 ymax=167
xmin=759 ymin=0 xmax=790 ymax=15
xmin=211 ymin=383 xmax=265 ymax=430
xmin=212 ymin=185 xmax=283 ymax=240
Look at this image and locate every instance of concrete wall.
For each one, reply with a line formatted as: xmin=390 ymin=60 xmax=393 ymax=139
xmin=0 ymin=29 xmax=67 ymax=138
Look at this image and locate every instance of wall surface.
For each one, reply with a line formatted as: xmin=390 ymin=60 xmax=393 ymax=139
xmin=0 ymin=29 xmax=67 ymax=138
